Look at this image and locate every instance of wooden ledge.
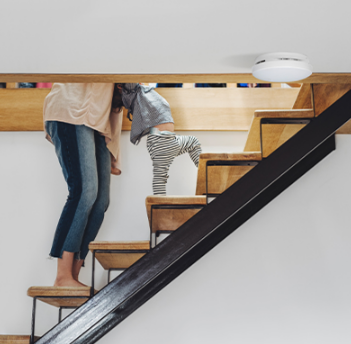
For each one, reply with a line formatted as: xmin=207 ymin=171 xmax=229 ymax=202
xmin=146 ymin=195 xmax=207 ymax=206
xmin=27 ymin=286 xmax=91 ymax=298
xmin=254 ymin=109 xmax=314 ymax=118
xmin=1 ymin=73 xmax=351 ymax=83
xmin=0 ymin=335 xmax=39 ymax=344
xmin=27 ymin=286 xmax=92 ymax=308
xmin=89 ymin=241 xmax=150 ymax=251
xmin=199 ymin=152 xmax=262 ymax=161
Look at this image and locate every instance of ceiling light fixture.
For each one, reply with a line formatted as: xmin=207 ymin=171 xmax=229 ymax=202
xmin=252 ymin=52 xmax=313 ymax=82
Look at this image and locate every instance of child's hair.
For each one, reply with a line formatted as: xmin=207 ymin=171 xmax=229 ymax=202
xmin=111 ymin=83 xmax=125 ymax=112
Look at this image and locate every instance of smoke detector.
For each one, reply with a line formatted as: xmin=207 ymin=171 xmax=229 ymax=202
xmin=252 ymin=52 xmax=313 ymax=82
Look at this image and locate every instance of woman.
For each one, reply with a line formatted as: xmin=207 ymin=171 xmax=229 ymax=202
xmin=44 ymin=83 xmax=123 ymax=287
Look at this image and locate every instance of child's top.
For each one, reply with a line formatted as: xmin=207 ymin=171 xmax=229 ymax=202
xmin=122 ymin=83 xmax=174 ymax=145
xmin=43 ymin=83 xmax=123 ymax=162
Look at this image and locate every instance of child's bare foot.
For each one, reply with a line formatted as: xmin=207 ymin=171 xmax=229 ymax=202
xmin=54 ymin=277 xmax=87 ymax=288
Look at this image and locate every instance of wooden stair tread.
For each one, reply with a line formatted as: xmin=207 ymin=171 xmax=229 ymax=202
xmin=0 ymin=335 xmax=39 ymax=344
xmin=89 ymin=241 xmax=150 ymax=270
xmin=196 ymin=152 xmax=262 ymax=195
xmin=146 ymin=196 xmax=206 ymax=233
xmin=89 ymin=241 xmax=150 ymax=251
xmin=145 ymin=195 xmax=206 ymax=206
xmin=244 ymin=109 xmax=314 ymax=154
xmin=253 ymin=109 xmax=314 ymax=118
xmin=198 ymin=152 xmax=262 ymax=160
xmin=27 ymin=286 xmax=91 ymax=297
xmin=27 ymin=286 xmax=91 ymax=307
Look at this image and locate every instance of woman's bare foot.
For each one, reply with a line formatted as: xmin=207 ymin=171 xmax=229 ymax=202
xmin=73 ymin=279 xmax=88 ymax=287
xmin=54 ymin=277 xmax=87 ymax=288
xmin=54 ymin=251 xmax=88 ymax=288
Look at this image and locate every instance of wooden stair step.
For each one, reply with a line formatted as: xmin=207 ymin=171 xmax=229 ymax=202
xmin=196 ymin=152 xmax=262 ymax=195
xmin=244 ymin=109 xmax=314 ymax=156
xmin=146 ymin=196 xmax=207 ymax=233
xmin=89 ymin=241 xmax=150 ymax=270
xmin=27 ymin=286 xmax=91 ymax=308
xmin=0 ymin=335 xmax=39 ymax=344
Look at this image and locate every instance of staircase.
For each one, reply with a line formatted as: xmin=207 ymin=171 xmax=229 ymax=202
xmin=1 ymin=84 xmax=351 ymax=344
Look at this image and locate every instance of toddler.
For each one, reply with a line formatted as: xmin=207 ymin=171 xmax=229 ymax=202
xmin=112 ymin=83 xmax=202 ymax=195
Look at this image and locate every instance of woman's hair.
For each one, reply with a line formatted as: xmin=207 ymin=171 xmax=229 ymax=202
xmin=111 ymin=83 xmax=125 ymax=112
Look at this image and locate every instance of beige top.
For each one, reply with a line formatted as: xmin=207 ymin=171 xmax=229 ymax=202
xmin=43 ymin=83 xmax=122 ymax=168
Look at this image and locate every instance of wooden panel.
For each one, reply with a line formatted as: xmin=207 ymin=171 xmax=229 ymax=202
xmin=153 ymin=88 xmax=300 ymax=131
xmin=151 ymin=208 xmax=202 ymax=233
xmin=0 ymin=335 xmax=39 ymax=344
xmin=261 ymin=123 xmax=306 ymax=157
xmin=244 ymin=110 xmax=314 ymax=152
xmin=95 ymin=252 xmax=147 ymax=270
xmin=89 ymin=241 xmax=150 ymax=251
xmin=313 ymin=84 xmax=351 ymax=133
xmin=292 ymin=84 xmax=313 ymax=110
xmin=145 ymin=196 xmax=207 ymax=230
xmin=1 ymin=73 xmax=351 ymax=83
xmin=195 ymin=152 xmax=262 ymax=195
xmin=314 ymin=84 xmax=351 ymax=116
xmin=0 ymin=89 xmax=49 ymax=131
xmin=206 ymin=166 xmax=255 ymax=194
xmin=36 ymin=297 xmax=88 ymax=308
xmin=1 ymin=88 xmax=299 ymax=131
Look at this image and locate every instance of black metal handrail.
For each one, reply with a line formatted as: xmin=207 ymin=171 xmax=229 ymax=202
xmin=34 ymin=90 xmax=351 ymax=344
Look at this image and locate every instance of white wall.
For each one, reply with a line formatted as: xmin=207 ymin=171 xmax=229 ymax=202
xmin=1 ymin=131 xmax=351 ymax=343
xmin=0 ymin=0 xmax=351 ymax=73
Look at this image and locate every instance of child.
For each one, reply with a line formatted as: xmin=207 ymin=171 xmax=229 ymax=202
xmin=112 ymin=83 xmax=202 ymax=195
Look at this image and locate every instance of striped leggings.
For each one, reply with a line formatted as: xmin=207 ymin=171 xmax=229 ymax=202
xmin=147 ymin=133 xmax=202 ymax=195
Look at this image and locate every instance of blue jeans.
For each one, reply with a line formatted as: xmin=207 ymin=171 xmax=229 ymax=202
xmin=45 ymin=121 xmax=111 ymax=260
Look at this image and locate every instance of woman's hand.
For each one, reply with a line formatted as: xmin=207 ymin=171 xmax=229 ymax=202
xmin=110 ymin=153 xmax=121 ymax=175
xmin=111 ymin=166 xmax=121 ymax=175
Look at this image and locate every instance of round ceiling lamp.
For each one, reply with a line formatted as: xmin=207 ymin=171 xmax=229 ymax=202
xmin=252 ymin=52 xmax=313 ymax=82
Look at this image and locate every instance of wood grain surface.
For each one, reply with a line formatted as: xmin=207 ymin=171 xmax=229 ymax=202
xmin=196 ymin=152 xmax=262 ymax=195
xmin=1 ymin=88 xmax=299 ymax=131
xmin=1 ymin=73 xmax=351 ymax=83
xmin=244 ymin=110 xmax=314 ymax=153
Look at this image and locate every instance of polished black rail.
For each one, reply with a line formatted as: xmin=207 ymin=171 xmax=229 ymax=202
xmin=34 ymin=90 xmax=351 ymax=344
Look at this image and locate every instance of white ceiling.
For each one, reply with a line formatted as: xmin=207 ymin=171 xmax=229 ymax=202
xmin=1 ymin=0 xmax=350 ymax=74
